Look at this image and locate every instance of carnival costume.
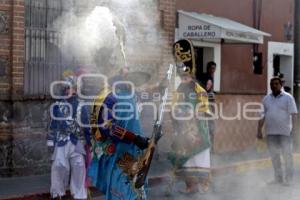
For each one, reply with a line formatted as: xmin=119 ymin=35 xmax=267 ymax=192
xmin=47 ymin=73 xmax=91 ymax=200
xmin=88 ymin=76 xmax=149 ymax=200
xmin=169 ymin=39 xmax=212 ymax=193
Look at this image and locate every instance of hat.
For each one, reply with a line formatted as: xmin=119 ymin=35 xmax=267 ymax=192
xmin=174 ymin=39 xmax=196 ymax=77
xmin=62 ymin=69 xmax=77 ymax=89
xmin=62 ymin=69 xmax=74 ymax=78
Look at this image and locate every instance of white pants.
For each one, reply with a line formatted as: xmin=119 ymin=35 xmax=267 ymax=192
xmin=51 ymin=141 xmax=87 ymax=199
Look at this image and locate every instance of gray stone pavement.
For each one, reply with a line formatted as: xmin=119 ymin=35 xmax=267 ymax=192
xmin=148 ymin=168 xmax=300 ymax=200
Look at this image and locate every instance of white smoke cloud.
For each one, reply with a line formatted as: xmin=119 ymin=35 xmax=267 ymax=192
xmin=82 ymin=7 xmax=118 ymax=54
xmin=52 ymin=0 xmax=161 ymax=76
xmin=54 ymin=6 xmax=121 ymax=72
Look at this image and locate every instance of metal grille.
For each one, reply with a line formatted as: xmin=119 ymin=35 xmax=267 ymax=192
xmin=24 ymin=0 xmax=64 ymax=96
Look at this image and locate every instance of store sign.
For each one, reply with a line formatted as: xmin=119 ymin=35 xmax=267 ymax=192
xmin=182 ymin=24 xmax=219 ymax=38
xmin=178 ymin=16 xmax=221 ymax=39
xmin=177 ymin=12 xmax=267 ymax=44
xmin=222 ymin=30 xmax=263 ymax=43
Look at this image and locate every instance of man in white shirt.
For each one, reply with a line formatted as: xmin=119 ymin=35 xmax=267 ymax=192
xmin=257 ymin=77 xmax=298 ymax=185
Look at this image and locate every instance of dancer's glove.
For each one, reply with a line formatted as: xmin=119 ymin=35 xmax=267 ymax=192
xmin=134 ymin=135 xmax=149 ymax=150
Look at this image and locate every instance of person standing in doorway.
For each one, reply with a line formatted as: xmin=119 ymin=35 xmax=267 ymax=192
xmin=200 ymin=61 xmax=216 ymax=97
xmin=257 ymin=77 xmax=298 ymax=185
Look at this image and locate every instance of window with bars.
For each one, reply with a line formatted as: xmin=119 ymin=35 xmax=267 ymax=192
xmin=24 ymin=0 xmax=64 ymax=96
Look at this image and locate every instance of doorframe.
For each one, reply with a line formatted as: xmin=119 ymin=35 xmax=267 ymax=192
xmin=267 ymin=42 xmax=294 ymax=94
xmin=192 ymin=40 xmax=221 ymax=92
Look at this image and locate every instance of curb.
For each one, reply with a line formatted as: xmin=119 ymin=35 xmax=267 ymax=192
xmin=211 ymin=153 xmax=300 ymax=176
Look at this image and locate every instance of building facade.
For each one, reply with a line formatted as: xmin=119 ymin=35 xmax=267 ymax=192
xmin=0 ymin=0 xmax=295 ymax=176
xmin=0 ymin=0 xmax=164 ymax=176
xmin=172 ymin=0 xmax=294 ymax=152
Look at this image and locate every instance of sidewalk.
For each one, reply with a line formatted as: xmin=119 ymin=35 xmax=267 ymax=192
xmin=2 ymin=148 xmax=300 ymax=200
xmin=0 ymin=175 xmax=50 ymax=200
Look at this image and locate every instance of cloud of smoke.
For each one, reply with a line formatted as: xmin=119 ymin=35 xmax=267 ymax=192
xmin=48 ymin=3 xmax=280 ymax=200
xmin=53 ymin=0 xmax=160 ymax=77
xmin=64 ymin=7 xmax=118 ymax=59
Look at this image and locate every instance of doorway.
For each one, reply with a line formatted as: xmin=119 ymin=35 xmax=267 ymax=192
xmin=193 ymin=41 xmax=221 ymax=92
xmin=268 ymin=42 xmax=294 ymax=94
xmin=194 ymin=46 xmax=214 ymax=83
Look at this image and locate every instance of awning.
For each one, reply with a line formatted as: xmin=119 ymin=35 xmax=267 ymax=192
xmin=177 ymin=10 xmax=271 ymax=44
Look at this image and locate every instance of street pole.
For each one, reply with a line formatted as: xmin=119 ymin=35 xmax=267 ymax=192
xmin=294 ymin=0 xmax=300 ymax=149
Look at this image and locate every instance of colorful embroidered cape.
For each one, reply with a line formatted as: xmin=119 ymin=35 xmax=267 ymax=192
xmin=88 ymin=86 xmax=146 ymax=200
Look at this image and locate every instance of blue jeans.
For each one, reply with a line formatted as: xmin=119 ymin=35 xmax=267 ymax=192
xmin=267 ymin=135 xmax=293 ymax=182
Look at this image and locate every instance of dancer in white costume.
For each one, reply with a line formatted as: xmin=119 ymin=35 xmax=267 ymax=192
xmin=47 ymin=70 xmax=91 ymax=200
